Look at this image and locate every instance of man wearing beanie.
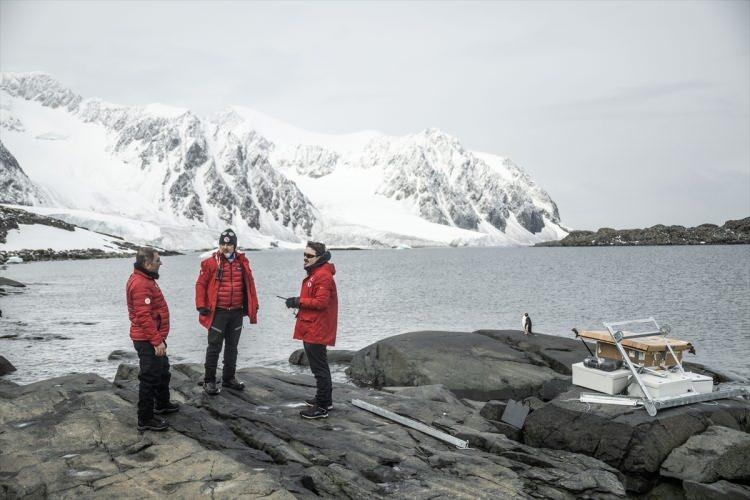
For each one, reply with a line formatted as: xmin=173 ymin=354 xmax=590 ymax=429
xmin=195 ymin=229 xmax=259 ymax=395
xmin=286 ymin=241 xmax=338 ymax=419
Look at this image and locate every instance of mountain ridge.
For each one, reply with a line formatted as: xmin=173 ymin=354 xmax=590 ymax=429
xmin=0 ymin=72 xmax=566 ymax=250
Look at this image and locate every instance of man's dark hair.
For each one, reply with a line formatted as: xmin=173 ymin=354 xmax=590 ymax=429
xmin=135 ymin=247 xmax=158 ymax=267
xmin=306 ymin=241 xmax=326 ymax=257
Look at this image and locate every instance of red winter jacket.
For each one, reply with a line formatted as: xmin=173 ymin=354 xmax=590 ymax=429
xmin=215 ymin=256 xmax=246 ymax=310
xmin=126 ymin=268 xmax=170 ymax=346
xmin=195 ymin=251 xmax=259 ymax=330
xmin=293 ymin=262 xmax=338 ymax=346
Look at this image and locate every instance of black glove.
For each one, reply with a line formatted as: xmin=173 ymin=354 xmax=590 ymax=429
xmin=285 ymin=297 xmax=300 ymax=309
xmin=197 ymin=307 xmax=210 ymax=316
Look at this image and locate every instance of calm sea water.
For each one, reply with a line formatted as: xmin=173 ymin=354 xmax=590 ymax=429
xmin=1 ymin=246 xmax=749 ymax=384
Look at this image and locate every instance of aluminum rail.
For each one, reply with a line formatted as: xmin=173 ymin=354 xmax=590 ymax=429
xmin=351 ymin=399 xmax=470 ymax=450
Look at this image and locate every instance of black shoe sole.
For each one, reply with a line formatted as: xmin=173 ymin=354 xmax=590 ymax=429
xmin=154 ymin=408 xmax=179 ymax=415
xmin=222 ymin=385 xmax=245 ymax=391
xmin=137 ymin=424 xmax=169 ymax=431
xmin=300 ymin=412 xmax=328 ymax=419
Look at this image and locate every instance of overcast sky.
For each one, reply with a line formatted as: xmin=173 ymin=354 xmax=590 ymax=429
xmin=1 ymin=0 xmax=748 ymax=230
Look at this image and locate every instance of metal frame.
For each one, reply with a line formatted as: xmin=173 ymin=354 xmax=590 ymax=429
xmin=579 ymin=317 xmax=749 ymax=416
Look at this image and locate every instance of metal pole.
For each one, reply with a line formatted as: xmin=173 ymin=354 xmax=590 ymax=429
xmin=351 ymin=399 xmax=470 ymax=450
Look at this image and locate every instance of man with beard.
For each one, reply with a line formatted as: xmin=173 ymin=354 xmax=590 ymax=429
xmin=195 ymin=229 xmax=259 ymax=395
xmin=286 ymin=241 xmax=338 ymax=419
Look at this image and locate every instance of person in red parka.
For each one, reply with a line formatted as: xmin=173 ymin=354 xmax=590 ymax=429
xmin=195 ymin=229 xmax=259 ymax=395
xmin=285 ymin=241 xmax=338 ymax=419
xmin=126 ymin=247 xmax=179 ymax=431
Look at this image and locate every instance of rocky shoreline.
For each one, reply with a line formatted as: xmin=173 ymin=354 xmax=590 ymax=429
xmin=1 ymin=330 xmax=748 ymax=498
xmin=537 ymin=217 xmax=750 ymax=247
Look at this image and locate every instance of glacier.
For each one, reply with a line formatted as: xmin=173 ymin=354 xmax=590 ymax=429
xmin=0 ymin=72 xmax=566 ymax=251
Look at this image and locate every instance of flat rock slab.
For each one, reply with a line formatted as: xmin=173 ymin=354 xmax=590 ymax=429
xmin=1 ymin=365 xmax=628 ymax=499
xmin=661 ymin=425 xmax=750 ymax=483
xmin=347 ymin=330 xmax=576 ymax=400
xmin=523 ymin=386 xmax=750 ymax=492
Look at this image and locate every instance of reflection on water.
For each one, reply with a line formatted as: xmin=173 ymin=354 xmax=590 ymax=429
xmin=1 ymin=245 xmax=749 ymax=384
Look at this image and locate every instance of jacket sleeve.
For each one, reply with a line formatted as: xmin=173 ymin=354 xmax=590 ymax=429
xmin=299 ymin=274 xmax=333 ymax=311
xmin=195 ymin=260 xmax=210 ymax=310
xmin=130 ymin=282 xmax=161 ymax=345
xmin=246 ymin=266 xmax=260 ymax=323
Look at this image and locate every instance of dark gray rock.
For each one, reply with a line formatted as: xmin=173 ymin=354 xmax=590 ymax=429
xmin=640 ymin=480 xmax=686 ymax=500
xmin=522 ymin=396 xmax=546 ymax=412
xmin=347 ymin=330 xmax=581 ymax=400
xmin=661 ymin=425 xmax=750 ymax=483
xmin=0 ymin=364 xmax=628 ymax=498
xmin=288 ymin=349 xmax=355 ymax=366
xmin=381 ymin=384 xmax=464 ymax=406
xmin=683 ymin=480 xmax=750 ymax=500
xmin=523 ymin=386 xmax=750 ymax=492
xmin=0 ymin=355 xmax=16 ymax=376
xmin=479 ymin=400 xmax=507 ymax=421
xmin=107 ymin=349 xmax=138 ymax=361
xmin=488 ymin=419 xmax=524 ymax=442
xmin=539 ymin=377 xmax=573 ymax=401
xmin=0 ymin=276 xmax=26 ymax=287
xmin=474 ymin=330 xmax=593 ymax=375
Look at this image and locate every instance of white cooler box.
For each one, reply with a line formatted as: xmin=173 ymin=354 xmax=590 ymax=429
xmin=572 ymin=362 xmax=632 ymax=395
xmin=627 ymin=371 xmax=713 ymax=398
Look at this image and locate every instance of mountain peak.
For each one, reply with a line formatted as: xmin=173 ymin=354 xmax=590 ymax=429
xmin=0 ymin=72 xmax=82 ymax=111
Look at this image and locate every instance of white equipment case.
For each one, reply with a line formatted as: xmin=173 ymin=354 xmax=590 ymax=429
xmin=572 ymin=362 xmax=631 ymax=395
xmin=627 ymin=371 xmax=713 ymax=398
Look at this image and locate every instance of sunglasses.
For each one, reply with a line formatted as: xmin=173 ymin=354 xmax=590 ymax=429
xmin=303 ymin=253 xmax=317 ymax=259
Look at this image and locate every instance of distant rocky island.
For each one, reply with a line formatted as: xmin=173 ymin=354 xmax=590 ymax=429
xmin=537 ymin=217 xmax=750 ymax=247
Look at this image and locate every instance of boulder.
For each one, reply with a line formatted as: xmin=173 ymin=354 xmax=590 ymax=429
xmin=523 ymin=386 xmax=750 ymax=492
xmin=661 ymin=425 xmax=750 ymax=483
xmin=107 ymin=349 xmax=138 ymax=361
xmin=0 ymin=355 xmax=16 ymax=376
xmin=288 ymin=349 xmax=355 ymax=366
xmin=347 ymin=330 xmax=576 ymax=400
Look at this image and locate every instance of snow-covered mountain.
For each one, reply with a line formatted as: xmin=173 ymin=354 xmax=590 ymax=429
xmin=0 ymin=72 xmax=566 ymax=250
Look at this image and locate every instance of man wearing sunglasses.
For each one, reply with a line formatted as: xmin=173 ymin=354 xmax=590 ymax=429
xmin=195 ymin=229 xmax=260 ymax=395
xmin=286 ymin=241 xmax=338 ymax=419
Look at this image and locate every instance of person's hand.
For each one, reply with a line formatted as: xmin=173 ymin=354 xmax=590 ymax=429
xmin=285 ymin=297 xmax=300 ymax=309
xmin=155 ymin=342 xmax=167 ymax=357
xmin=198 ymin=307 xmax=210 ymax=316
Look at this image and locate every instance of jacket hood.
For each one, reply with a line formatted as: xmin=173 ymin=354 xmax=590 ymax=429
xmin=308 ymin=261 xmax=335 ymax=277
